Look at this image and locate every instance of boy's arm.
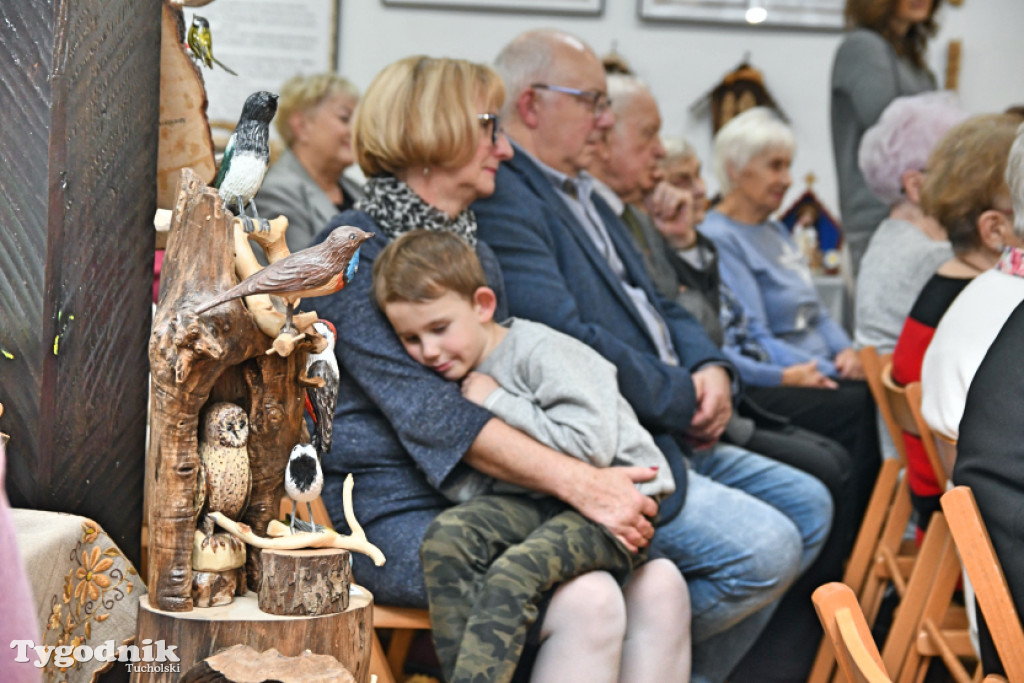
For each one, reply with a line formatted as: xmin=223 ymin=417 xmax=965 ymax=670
xmin=470 ymin=329 xmax=626 ymax=466
xmin=463 ymin=419 xmax=658 ymax=553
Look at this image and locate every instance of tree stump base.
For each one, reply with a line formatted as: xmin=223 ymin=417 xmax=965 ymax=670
xmin=258 ymin=548 xmax=351 ymax=616
xmin=180 ymin=644 xmax=354 ymax=682
xmin=133 ymin=588 xmax=373 ymax=682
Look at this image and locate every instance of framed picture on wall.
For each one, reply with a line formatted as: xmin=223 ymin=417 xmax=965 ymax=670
xmin=638 ymin=0 xmax=844 ymax=30
xmin=382 ymin=0 xmax=603 ymax=15
xmin=189 ymin=0 xmax=340 ymax=129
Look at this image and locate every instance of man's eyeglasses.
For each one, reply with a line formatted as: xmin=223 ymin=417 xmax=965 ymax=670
xmin=477 ymin=113 xmax=503 ymax=146
xmin=531 ymin=83 xmax=611 ymax=116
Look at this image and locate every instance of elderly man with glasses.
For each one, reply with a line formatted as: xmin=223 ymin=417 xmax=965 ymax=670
xmin=472 ymin=29 xmax=833 ymax=683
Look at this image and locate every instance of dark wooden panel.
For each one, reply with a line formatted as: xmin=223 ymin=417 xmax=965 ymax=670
xmin=0 ymin=0 xmax=160 ymax=568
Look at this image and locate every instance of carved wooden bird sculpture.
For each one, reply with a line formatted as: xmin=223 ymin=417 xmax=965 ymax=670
xmin=195 ymin=402 xmax=251 ymax=536
xmin=304 ymin=320 xmax=339 ymax=456
xmin=284 ymin=443 xmax=324 ymax=534
xmin=195 ymin=225 xmax=373 ymax=333
xmin=186 ymin=16 xmax=238 ymax=75
xmin=214 ymin=90 xmax=278 ymax=218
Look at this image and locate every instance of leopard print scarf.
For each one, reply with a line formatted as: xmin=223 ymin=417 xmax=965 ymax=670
xmin=356 ymin=175 xmax=478 ymax=246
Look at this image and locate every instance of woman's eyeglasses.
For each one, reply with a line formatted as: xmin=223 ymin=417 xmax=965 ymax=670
xmin=530 ymin=83 xmax=612 ymax=116
xmin=477 ymin=113 xmax=503 ymax=146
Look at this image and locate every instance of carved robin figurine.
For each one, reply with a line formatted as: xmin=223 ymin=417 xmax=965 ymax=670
xmin=195 ymin=225 xmax=373 ymax=334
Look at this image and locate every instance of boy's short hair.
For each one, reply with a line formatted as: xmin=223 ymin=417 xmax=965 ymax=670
xmin=373 ymin=230 xmax=487 ymax=310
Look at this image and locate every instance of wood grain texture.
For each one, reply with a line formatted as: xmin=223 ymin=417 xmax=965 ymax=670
xmin=0 ymin=0 xmax=160 ymax=567
xmin=134 ymin=592 xmax=372 ymax=682
xmin=258 ymin=548 xmax=352 ymax=616
xmin=180 ymin=645 xmax=355 ymax=683
xmin=147 ymin=170 xmax=308 ymax=611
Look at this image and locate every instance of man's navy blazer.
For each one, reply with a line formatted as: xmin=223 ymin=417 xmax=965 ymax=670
xmin=473 ymin=147 xmax=731 ymax=515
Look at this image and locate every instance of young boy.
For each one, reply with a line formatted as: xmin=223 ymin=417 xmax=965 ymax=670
xmin=373 ymin=230 xmax=680 ymax=683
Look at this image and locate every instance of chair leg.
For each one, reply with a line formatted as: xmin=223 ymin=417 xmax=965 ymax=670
xmin=369 ymin=629 xmax=398 ymax=683
xmin=386 ymin=628 xmax=415 ymax=681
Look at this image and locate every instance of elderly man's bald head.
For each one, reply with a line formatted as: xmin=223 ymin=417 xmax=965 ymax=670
xmin=494 ymin=29 xmax=612 ymax=175
xmin=495 ymin=29 xmax=599 ymax=118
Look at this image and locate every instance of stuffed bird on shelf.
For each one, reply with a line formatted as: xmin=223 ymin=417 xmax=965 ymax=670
xmin=186 ymin=16 xmax=238 ymax=76
xmin=214 ymin=90 xmax=278 ymax=219
xmin=195 ymin=225 xmax=373 ymax=334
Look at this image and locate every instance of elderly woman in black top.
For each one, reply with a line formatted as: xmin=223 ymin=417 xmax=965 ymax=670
xmin=312 ymin=55 xmax=689 ymax=682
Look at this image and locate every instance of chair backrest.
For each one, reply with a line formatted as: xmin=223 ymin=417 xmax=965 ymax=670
xmin=813 ymin=582 xmax=893 ymax=683
xmin=942 ymin=486 xmax=1024 ymax=680
xmin=879 ymin=361 xmax=948 ymax=490
xmin=861 ymin=347 xmax=905 ymax=463
xmin=905 ymin=382 xmax=949 ymax=490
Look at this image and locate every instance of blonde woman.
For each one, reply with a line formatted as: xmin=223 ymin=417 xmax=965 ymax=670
xmin=256 ymin=73 xmax=362 ymax=252
xmin=311 ymin=56 xmax=690 ymax=683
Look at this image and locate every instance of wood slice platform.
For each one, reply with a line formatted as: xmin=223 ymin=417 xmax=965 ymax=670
xmin=258 ymin=548 xmax=352 ymax=616
xmin=133 ymin=586 xmax=373 ymax=682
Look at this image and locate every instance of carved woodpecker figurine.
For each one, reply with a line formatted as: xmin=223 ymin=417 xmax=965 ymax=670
xmin=304 ymin=320 xmax=339 ymax=456
xmin=195 ymin=225 xmax=373 ymax=334
xmin=284 ymin=443 xmax=324 ymax=534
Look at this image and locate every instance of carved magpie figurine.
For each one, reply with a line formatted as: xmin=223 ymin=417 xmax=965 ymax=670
xmin=186 ymin=16 xmax=238 ymax=76
xmin=284 ymin=443 xmax=324 ymax=534
xmin=214 ymin=90 xmax=278 ymax=218
xmin=304 ymin=320 xmax=339 ymax=456
xmin=195 ymin=225 xmax=373 ymax=334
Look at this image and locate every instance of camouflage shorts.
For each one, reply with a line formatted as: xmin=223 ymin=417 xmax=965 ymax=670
xmin=420 ymin=494 xmax=640 ymax=683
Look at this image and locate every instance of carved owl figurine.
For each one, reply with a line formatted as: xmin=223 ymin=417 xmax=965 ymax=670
xmin=195 ymin=402 xmax=252 ymax=525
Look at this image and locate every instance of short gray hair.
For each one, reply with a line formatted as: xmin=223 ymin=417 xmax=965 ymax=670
xmin=662 ymin=136 xmax=697 ymax=162
xmin=712 ymin=107 xmax=795 ymax=195
xmin=1007 ymin=121 xmax=1024 ymax=239
xmin=494 ymin=29 xmax=593 ymax=119
xmin=858 ymin=92 xmax=967 ymax=206
xmin=606 ymin=74 xmax=650 ymax=121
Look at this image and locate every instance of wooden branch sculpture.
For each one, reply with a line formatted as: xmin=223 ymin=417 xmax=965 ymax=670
xmin=210 ymin=474 xmax=386 ymax=566
xmin=147 ymin=169 xmax=318 ymax=612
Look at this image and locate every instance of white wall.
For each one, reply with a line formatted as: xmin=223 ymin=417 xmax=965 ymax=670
xmin=338 ymin=0 xmax=1024 ymax=220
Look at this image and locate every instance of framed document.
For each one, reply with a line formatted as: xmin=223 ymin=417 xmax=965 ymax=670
xmin=638 ymin=0 xmax=844 ymax=30
xmin=382 ymin=0 xmax=603 ymax=15
xmin=186 ymin=0 xmax=339 ymax=128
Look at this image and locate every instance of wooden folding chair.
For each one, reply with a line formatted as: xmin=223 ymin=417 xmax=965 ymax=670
xmin=942 ymin=486 xmax=1024 ymax=681
xmin=277 ymin=496 xmax=433 ymax=683
xmin=878 ymin=510 xmax=977 ymax=683
xmin=809 ymin=348 xmax=943 ymax=683
xmin=808 ymin=349 xmax=914 ymax=683
xmin=814 ymin=582 xmax=893 ymax=683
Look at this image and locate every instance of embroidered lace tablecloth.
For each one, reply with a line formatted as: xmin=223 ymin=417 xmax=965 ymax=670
xmin=12 ymin=509 xmax=146 ymax=683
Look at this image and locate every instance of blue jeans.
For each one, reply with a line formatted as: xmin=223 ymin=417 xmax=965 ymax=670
xmin=652 ymin=443 xmax=833 ymax=683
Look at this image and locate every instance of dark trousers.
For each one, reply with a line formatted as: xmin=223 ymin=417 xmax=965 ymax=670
xmin=729 ymin=381 xmax=881 ymax=683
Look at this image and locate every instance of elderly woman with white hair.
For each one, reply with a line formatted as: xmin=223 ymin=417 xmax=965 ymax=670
xmin=703 ymin=107 xmax=863 ymax=385
xmin=701 ymin=108 xmax=882 ymax=586
xmin=854 ymin=92 xmax=966 ymax=353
